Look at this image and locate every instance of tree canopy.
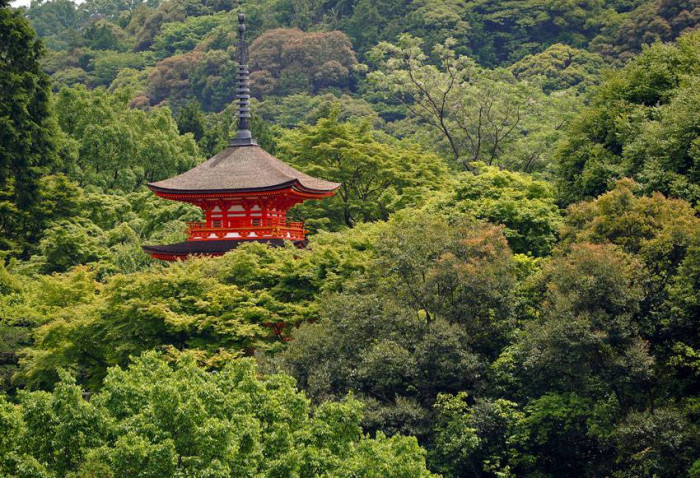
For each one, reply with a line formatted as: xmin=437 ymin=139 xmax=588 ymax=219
xmin=0 ymin=352 xmax=436 ymax=477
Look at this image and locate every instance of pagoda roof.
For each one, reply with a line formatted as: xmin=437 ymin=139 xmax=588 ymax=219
xmin=148 ymin=145 xmax=340 ymax=195
xmin=142 ymin=238 xmax=306 ymax=258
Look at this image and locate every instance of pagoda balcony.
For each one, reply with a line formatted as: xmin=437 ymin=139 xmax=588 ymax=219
xmin=185 ymin=221 xmax=306 ymax=242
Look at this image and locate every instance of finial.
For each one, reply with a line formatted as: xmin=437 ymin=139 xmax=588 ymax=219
xmin=231 ymin=10 xmax=257 ymax=146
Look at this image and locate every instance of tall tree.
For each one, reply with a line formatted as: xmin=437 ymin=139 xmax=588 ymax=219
xmin=369 ymin=35 xmax=579 ymax=171
xmin=0 ymin=0 xmax=59 ymax=254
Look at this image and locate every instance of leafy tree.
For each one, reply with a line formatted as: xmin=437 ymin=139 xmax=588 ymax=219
xmin=556 ymin=30 xmax=700 ymax=204
xmin=191 ymin=100 xmax=283 ymax=156
xmin=151 ymin=11 xmax=232 ymax=58
xmin=129 ymin=0 xmax=188 ymax=52
xmin=516 ymin=392 xmax=598 ymax=476
xmin=424 ymin=163 xmax=562 ymax=256
xmin=83 ymin=19 xmax=132 ymax=51
xmin=147 ymin=47 xmax=238 ymax=111
xmin=147 ymin=50 xmax=201 ymax=106
xmin=509 ymin=43 xmax=606 ymax=93
xmin=464 ymin=0 xmax=609 ymax=64
xmin=432 ymin=395 xmax=526 ymax=477
xmin=36 ymin=219 xmax=110 ymax=273
xmin=610 ymin=407 xmax=699 ymax=477
xmin=373 ymin=212 xmax=517 ymax=355
xmin=1 ymin=352 xmax=437 ymax=477
xmin=255 ymin=92 xmax=383 ymax=129
xmin=278 ymin=293 xmax=484 ymax=440
xmin=80 ymin=0 xmax=161 ymax=22
xmin=560 ymin=179 xmax=700 ymax=339
xmin=403 ymin=0 xmax=472 ymax=56
xmin=89 ymin=50 xmax=147 ymax=86
xmin=336 ymin=0 xmax=408 ymax=58
xmin=278 ymin=111 xmax=449 ymax=230
xmin=190 ymin=49 xmax=238 ymax=111
xmin=176 ymin=99 xmax=206 ymax=141
xmin=277 ymin=213 xmax=522 ymax=473
xmin=249 ymin=28 xmax=358 ymax=96
xmin=26 ymin=0 xmax=80 ymax=50
xmin=369 ymin=35 xmax=579 ymax=171
xmin=665 ymin=240 xmax=700 ymax=385
xmin=50 ymin=66 xmax=91 ymax=89
xmin=54 ymin=85 xmax=200 ymax=190
xmin=15 ymin=230 xmax=374 ymax=390
xmin=506 ymin=243 xmax=651 ymax=404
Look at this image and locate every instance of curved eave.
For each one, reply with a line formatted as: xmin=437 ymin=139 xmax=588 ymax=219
xmin=147 ymin=179 xmax=339 ymax=201
xmin=142 ymin=238 xmax=307 ymax=260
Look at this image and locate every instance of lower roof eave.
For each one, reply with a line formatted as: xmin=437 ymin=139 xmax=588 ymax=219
xmin=142 ymin=238 xmax=307 ymax=259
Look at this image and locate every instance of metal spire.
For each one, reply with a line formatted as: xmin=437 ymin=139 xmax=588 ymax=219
xmin=231 ymin=11 xmax=257 ymax=146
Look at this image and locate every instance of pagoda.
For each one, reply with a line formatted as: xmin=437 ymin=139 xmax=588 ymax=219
xmin=142 ymin=13 xmax=339 ymax=261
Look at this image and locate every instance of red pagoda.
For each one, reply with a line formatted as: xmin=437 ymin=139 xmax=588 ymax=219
xmin=143 ymin=13 xmax=339 ymax=261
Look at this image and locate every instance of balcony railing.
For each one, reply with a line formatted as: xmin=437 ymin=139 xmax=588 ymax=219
xmin=185 ymin=221 xmax=306 ymax=241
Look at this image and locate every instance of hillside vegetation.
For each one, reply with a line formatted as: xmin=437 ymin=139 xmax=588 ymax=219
xmin=2 ymin=0 xmax=700 ymax=476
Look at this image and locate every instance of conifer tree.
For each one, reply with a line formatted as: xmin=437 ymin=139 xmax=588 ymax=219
xmin=0 ymin=0 xmax=58 ymax=254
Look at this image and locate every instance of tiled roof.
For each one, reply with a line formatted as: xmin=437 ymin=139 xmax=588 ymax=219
xmin=148 ymin=145 xmax=340 ymax=194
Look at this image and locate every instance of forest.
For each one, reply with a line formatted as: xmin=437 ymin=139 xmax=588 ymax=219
xmin=1 ymin=0 xmax=700 ymax=475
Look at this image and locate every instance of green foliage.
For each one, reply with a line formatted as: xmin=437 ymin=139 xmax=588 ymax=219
xmin=433 ymin=396 xmax=525 ymax=476
xmin=176 ymin=99 xmax=205 ymax=141
xmin=26 ymin=0 xmax=80 ymax=50
xmin=278 ymin=111 xmax=449 ymax=230
xmin=510 ymin=43 xmax=607 ymax=93
xmin=0 ymin=352 xmax=437 ymax=477
xmin=84 ymin=19 xmax=131 ymax=51
xmin=147 ymin=48 xmax=239 ymax=111
xmin=89 ymin=50 xmax=148 ymax=86
xmin=9 ymin=1 xmax=700 ymax=477
xmin=560 ymin=179 xmax=700 ymax=339
xmin=54 ymin=85 xmax=200 ymax=190
xmin=151 ymin=12 xmax=232 ymax=58
xmin=255 ymin=92 xmax=383 ymax=129
xmin=147 ymin=50 xmax=202 ymax=107
xmin=610 ymin=407 xmax=699 ymax=477
xmin=0 ymin=1 xmax=60 ymax=255
xmin=556 ymin=30 xmax=700 ymax=204
xmin=249 ymin=28 xmax=358 ymax=97
xmin=373 ymin=213 xmax=517 ymax=353
xmin=517 ymin=392 xmax=595 ymax=476
xmin=190 ymin=49 xmax=239 ymax=111
xmin=279 ymin=294 xmax=484 ymax=439
xmin=13 ymin=230 xmax=374 ymax=391
xmin=425 ymin=163 xmax=562 ymax=256
xmin=508 ymin=243 xmax=651 ymax=402
xmin=278 ymin=214 xmax=517 ymax=447
xmin=464 ymin=0 xmax=610 ymax=64
xmin=593 ymin=0 xmax=700 ymax=61
xmin=369 ymin=35 xmax=580 ymax=171
xmin=37 ymin=219 xmax=110 ymax=273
